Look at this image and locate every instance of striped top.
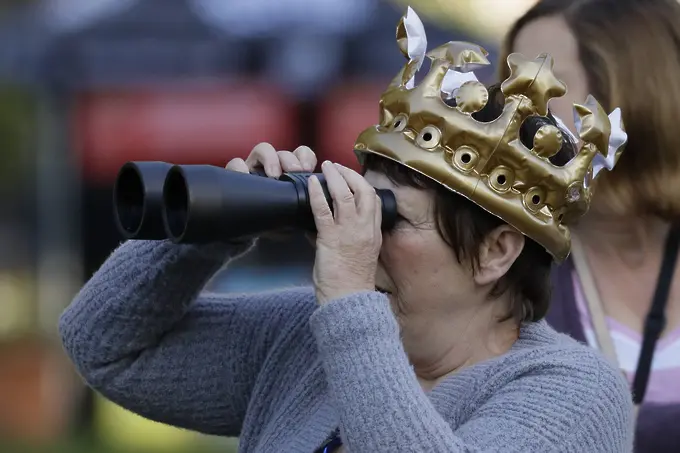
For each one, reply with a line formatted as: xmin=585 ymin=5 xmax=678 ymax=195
xmin=573 ymin=271 xmax=680 ymax=404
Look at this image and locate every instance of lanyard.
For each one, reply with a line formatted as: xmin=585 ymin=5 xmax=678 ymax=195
xmin=570 ymin=226 xmax=680 ymax=416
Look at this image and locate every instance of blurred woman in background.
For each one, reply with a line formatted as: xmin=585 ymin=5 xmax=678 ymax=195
xmin=501 ymin=0 xmax=680 ymax=450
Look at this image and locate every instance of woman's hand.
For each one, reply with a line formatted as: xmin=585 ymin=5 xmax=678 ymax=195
xmin=227 ymin=142 xmax=317 ymax=241
xmin=226 ymin=142 xmax=317 ymax=176
xmin=310 ymin=161 xmax=383 ymax=305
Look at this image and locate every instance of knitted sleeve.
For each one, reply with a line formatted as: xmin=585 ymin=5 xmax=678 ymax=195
xmin=59 ymin=239 xmax=314 ymax=437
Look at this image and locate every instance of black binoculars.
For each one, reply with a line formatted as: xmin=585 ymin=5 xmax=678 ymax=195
xmin=113 ymin=161 xmax=398 ymax=243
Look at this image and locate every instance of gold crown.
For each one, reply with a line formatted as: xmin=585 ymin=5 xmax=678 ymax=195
xmin=354 ymin=7 xmax=627 ymax=261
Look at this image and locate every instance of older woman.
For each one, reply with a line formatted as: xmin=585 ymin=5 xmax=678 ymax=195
xmin=59 ymin=8 xmax=633 ymax=453
xmin=502 ymin=0 xmax=680 ymax=451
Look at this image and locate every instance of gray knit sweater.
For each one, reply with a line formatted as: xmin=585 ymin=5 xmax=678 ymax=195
xmin=59 ymin=240 xmax=634 ymax=452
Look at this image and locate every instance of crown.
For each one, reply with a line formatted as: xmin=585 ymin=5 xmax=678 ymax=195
xmin=353 ymin=7 xmax=627 ymax=261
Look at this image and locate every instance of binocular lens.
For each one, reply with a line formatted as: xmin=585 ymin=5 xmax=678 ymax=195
xmin=115 ymin=165 xmax=144 ymax=235
xmin=113 ymin=162 xmax=173 ymax=240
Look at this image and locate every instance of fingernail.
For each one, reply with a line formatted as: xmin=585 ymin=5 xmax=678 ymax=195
xmin=322 ymin=160 xmax=331 ymax=168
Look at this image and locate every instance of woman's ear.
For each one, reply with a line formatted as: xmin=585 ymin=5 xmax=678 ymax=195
xmin=474 ymin=225 xmax=525 ymax=286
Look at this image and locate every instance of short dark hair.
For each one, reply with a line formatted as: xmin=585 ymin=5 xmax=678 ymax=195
xmin=362 ymin=83 xmax=577 ymax=324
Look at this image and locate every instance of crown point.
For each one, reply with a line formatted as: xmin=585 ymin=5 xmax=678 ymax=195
xmin=426 ymin=41 xmax=490 ymax=71
xmin=501 ymin=53 xmax=567 ymax=116
xmin=573 ymin=97 xmax=610 ymax=153
xmin=396 ymin=7 xmax=427 ymax=61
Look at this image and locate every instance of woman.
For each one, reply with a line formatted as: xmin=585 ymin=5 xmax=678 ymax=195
xmin=501 ymin=0 xmax=680 ymax=451
xmin=59 ymin=9 xmax=633 ymax=453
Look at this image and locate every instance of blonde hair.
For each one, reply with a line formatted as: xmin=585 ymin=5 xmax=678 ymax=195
xmin=500 ymin=0 xmax=680 ymax=220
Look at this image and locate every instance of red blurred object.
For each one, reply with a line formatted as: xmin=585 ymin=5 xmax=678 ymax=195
xmin=0 ymin=338 xmax=76 ymax=443
xmin=317 ymin=82 xmax=385 ymax=172
xmin=72 ymin=82 xmax=299 ymax=184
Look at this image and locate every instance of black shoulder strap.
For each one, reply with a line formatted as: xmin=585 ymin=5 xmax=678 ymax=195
xmin=631 ymin=225 xmax=680 ymax=405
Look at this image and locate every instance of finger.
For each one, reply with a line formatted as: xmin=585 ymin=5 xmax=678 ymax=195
xmin=246 ymin=142 xmax=281 ymax=178
xmin=276 ymin=151 xmax=303 ymax=173
xmin=321 ymin=161 xmax=356 ymax=222
xmin=308 ymin=175 xmax=335 ymax=230
xmin=334 ymin=163 xmax=377 ymax=217
xmin=293 ymin=146 xmax=317 ymax=172
xmin=225 ymin=158 xmax=249 ymax=173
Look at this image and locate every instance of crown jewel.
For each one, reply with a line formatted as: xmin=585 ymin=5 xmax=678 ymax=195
xmin=354 ymin=7 xmax=627 ymax=261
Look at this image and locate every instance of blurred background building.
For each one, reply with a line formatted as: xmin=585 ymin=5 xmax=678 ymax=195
xmin=0 ymin=0 xmax=539 ymax=451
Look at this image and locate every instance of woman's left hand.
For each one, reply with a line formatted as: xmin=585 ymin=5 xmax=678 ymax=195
xmin=309 ymin=161 xmax=383 ymax=305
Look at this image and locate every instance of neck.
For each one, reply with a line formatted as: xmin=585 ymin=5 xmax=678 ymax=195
xmin=403 ymin=298 xmax=519 ymax=391
xmin=574 ymin=213 xmax=669 ymax=264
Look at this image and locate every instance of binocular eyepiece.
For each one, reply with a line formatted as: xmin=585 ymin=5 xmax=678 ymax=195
xmin=113 ymin=162 xmax=397 ymax=243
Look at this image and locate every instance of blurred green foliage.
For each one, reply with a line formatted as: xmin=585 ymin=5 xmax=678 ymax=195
xmin=0 ymin=437 xmax=238 ymax=453
xmin=0 ymin=82 xmax=36 ymax=189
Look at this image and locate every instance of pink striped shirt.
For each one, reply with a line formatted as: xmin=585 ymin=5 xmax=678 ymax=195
xmin=573 ymin=271 xmax=680 ymax=404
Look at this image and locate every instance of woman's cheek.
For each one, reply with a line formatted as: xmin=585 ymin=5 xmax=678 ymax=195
xmin=382 ymin=230 xmax=427 ymax=282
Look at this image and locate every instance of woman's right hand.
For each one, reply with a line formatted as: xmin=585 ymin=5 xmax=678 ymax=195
xmin=226 ymin=142 xmax=318 ymax=177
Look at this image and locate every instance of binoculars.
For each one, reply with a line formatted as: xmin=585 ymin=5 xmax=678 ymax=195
xmin=113 ymin=162 xmax=398 ymax=243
